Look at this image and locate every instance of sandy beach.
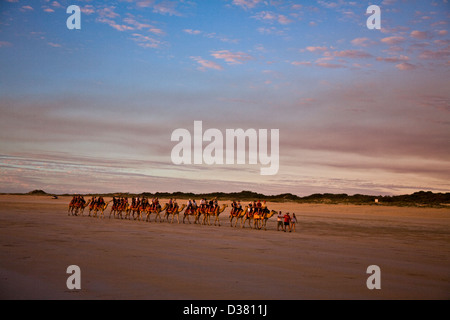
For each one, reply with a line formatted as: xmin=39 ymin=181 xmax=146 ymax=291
xmin=0 ymin=195 xmax=448 ymax=300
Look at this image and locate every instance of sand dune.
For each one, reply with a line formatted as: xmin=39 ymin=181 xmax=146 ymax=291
xmin=0 ymin=195 xmax=448 ymax=299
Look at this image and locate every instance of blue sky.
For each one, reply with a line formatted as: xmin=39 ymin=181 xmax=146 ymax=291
xmin=0 ymin=0 xmax=449 ymax=195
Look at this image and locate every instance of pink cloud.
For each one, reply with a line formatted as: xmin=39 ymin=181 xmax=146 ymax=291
xmin=211 ymin=50 xmax=254 ymax=65
xmin=316 ymin=62 xmax=345 ymax=69
xmin=231 ymin=0 xmax=263 ymax=10
xmin=131 ymin=33 xmax=161 ymax=48
xmin=47 ymin=42 xmax=61 ymax=48
xmin=410 ymin=30 xmax=432 ymax=40
xmin=100 ymin=18 xmax=134 ymax=32
xmin=0 ymin=41 xmax=12 ymax=47
xmin=51 ymin=1 xmax=63 ymax=8
xmin=20 ymin=5 xmax=33 ymax=11
xmin=183 ymin=29 xmax=202 ymax=35
xmin=136 ymin=0 xmax=181 ymax=15
xmin=191 ymin=56 xmax=224 ymax=71
xmin=99 ymin=7 xmax=119 ymax=19
xmin=419 ymin=46 xmax=450 ymax=60
xmin=395 ymin=62 xmax=417 ymax=70
xmin=381 ymin=36 xmax=405 ymax=45
xmin=253 ymin=11 xmax=293 ymax=25
xmin=317 ymin=1 xmax=339 ymax=9
xmin=333 ymin=50 xmax=372 ymax=59
xmin=81 ymin=5 xmax=95 ymax=15
xmin=152 ymin=2 xmax=181 ymax=16
xmin=306 ymin=46 xmax=328 ymax=52
xmin=291 ymin=61 xmax=312 ymax=66
xmin=351 ymin=37 xmax=376 ymax=47
xmin=376 ymin=55 xmax=409 ymax=63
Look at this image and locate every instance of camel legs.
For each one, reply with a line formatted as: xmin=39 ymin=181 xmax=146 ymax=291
xmin=171 ymin=213 xmax=179 ymax=224
xmin=214 ymin=215 xmax=220 ymax=226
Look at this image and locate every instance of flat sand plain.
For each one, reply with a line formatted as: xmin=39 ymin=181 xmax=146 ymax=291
xmin=0 ymin=195 xmax=449 ymax=300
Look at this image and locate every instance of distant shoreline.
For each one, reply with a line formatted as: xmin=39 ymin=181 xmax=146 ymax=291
xmin=1 ymin=190 xmax=449 ymax=209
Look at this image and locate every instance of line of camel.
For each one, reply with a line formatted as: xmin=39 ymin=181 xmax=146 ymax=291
xmin=68 ymin=199 xmax=276 ymax=230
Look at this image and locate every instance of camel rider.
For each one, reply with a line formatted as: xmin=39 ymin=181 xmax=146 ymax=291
xmin=192 ymin=199 xmax=197 ymax=209
xmin=154 ymin=197 xmax=159 ymax=209
xmin=237 ymin=201 xmax=242 ymax=214
xmin=90 ymin=196 xmax=96 ymax=208
xmin=168 ymin=198 xmax=173 ymax=211
xmin=187 ymin=199 xmax=192 ymax=212
xmin=231 ymin=201 xmax=237 ymax=215
xmin=200 ymin=198 xmax=206 ymax=210
xmin=248 ymin=202 xmax=253 ymax=216
xmin=208 ymin=198 xmax=214 ymax=210
xmin=213 ymin=198 xmax=218 ymax=211
xmin=261 ymin=201 xmax=267 ymax=215
xmin=173 ymin=199 xmax=178 ymax=210
xmin=256 ymin=200 xmax=261 ymax=213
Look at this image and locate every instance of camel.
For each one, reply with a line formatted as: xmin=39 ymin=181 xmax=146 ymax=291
xmin=93 ymin=201 xmax=112 ymax=219
xmin=144 ymin=203 xmax=168 ymax=222
xmin=258 ymin=210 xmax=277 ymax=231
xmin=68 ymin=199 xmax=91 ymax=216
xmin=109 ymin=202 xmax=129 ymax=219
xmin=182 ymin=206 xmax=198 ymax=224
xmin=164 ymin=204 xmax=186 ymax=224
xmin=128 ymin=203 xmax=141 ymax=220
xmin=68 ymin=201 xmax=75 ymax=216
xmin=206 ymin=204 xmax=228 ymax=226
xmin=242 ymin=208 xmax=273 ymax=230
xmin=194 ymin=204 xmax=228 ymax=226
xmin=133 ymin=203 xmax=150 ymax=221
xmin=76 ymin=199 xmax=91 ymax=216
xmin=182 ymin=206 xmax=209 ymax=224
xmin=229 ymin=206 xmax=247 ymax=227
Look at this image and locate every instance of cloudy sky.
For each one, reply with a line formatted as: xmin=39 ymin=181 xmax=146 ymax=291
xmin=0 ymin=0 xmax=449 ymax=196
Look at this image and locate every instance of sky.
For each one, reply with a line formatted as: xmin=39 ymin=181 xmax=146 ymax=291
xmin=0 ymin=0 xmax=449 ymax=196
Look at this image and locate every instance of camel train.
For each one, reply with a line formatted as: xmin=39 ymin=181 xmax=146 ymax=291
xmin=68 ymin=196 xmax=277 ymax=230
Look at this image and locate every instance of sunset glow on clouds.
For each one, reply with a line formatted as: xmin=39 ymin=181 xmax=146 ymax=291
xmin=0 ymin=0 xmax=449 ymax=195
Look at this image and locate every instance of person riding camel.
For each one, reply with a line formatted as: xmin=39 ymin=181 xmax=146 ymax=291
xmin=261 ymin=201 xmax=267 ymax=215
xmin=231 ymin=201 xmax=237 ymax=216
xmin=237 ymin=201 xmax=242 ymax=215
xmin=256 ymin=200 xmax=262 ymax=214
xmin=208 ymin=199 xmax=214 ymax=212
xmin=200 ymin=198 xmax=206 ymax=210
xmin=248 ymin=202 xmax=253 ymax=217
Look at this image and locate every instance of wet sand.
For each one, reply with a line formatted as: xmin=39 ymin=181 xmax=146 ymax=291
xmin=0 ymin=195 xmax=449 ymax=299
